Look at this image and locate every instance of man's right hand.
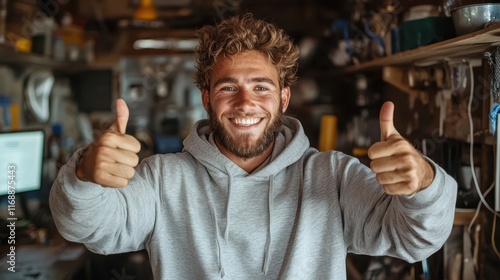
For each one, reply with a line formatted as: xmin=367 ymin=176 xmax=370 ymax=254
xmin=76 ymin=98 xmax=141 ymax=188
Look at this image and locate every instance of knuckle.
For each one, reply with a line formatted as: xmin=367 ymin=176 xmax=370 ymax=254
xmin=410 ymin=182 xmax=419 ymax=192
xmin=383 ymin=185 xmax=395 ymax=195
xmin=393 ymin=139 xmax=408 ymax=150
xmin=399 ymin=168 xmax=410 ymax=179
xmin=400 ymin=153 xmax=415 ymax=166
xmin=376 ymin=173 xmax=387 ymax=185
xmin=367 ymin=145 xmax=379 ymax=159
xmin=93 ymin=169 xmax=106 ymax=182
xmin=100 ymin=132 xmax=115 ymax=145
xmin=95 ymin=160 xmax=108 ymax=170
xmin=116 ymin=179 xmax=128 ymax=188
xmin=132 ymin=154 xmax=140 ymax=166
xmin=367 ymin=147 xmax=374 ymax=159
xmin=95 ymin=145 xmax=109 ymax=156
xmin=133 ymin=140 xmax=142 ymax=153
xmin=126 ymin=168 xmax=136 ymax=179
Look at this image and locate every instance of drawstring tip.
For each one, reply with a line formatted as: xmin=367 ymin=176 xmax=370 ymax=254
xmin=262 ymin=253 xmax=270 ymax=275
xmin=224 ymin=227 xmax=229 ymax=243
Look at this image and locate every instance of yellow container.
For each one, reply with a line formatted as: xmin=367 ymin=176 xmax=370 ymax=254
xmin=10 ymin=103 xmax=20 ymax=130
xmin=318 ymin=115 xmax=337 ymax=151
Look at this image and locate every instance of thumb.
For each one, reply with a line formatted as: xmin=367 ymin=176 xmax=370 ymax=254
xmin=379 ymin=101 xmax=398 ymax=141
xmin=109 ymin=98 xmax=129 ymax=134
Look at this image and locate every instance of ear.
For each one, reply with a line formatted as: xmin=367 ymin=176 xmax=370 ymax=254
xmin=281 ymin=87 xmax=291 ymax=112
xmin=202 ymin=88 xmax=210 ymax=112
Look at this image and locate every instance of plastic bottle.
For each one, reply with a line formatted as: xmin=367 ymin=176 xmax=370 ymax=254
xmin=31 ymin=17 xmax=56 ymax=57
xmin=0 ymin=95 xmax=11 ymax=131
xmin=60 ymin=12 xmax=84 ymax=61
xmin=0 ymin=0 xmax=7 ymax=44
xmin=47 ymin=123 xmax=63 ymax=161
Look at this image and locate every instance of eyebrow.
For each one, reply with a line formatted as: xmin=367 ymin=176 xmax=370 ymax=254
xmin=213 ymin=77 xmax=276 ymax=88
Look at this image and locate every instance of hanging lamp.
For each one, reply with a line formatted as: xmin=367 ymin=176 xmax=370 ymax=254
xmin=133 ymin=0 xmax=158 ymax=21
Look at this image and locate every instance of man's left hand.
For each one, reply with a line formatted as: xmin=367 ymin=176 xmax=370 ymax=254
xmin=367 ymin=101 xmax=434 ymax=196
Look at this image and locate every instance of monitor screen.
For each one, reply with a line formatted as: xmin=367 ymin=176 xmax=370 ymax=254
xmin=0 ymin=130 xmax=45 ymax=196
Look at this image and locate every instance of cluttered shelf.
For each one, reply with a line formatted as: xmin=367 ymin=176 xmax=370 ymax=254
xmin=340 ymin=22 xmax=500 ymax=74
xmin=0 ymin=44 xmax=115 ymax=72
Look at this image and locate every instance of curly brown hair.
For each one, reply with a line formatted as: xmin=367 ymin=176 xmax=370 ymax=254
xmin=194 ymin=13 xmax=299 ymax=90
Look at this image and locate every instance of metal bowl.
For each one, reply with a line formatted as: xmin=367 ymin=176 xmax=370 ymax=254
xmin=452 ymin=3 xmax=500 ymax=35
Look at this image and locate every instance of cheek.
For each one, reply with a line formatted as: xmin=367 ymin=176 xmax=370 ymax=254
xmin=265 ymin=97 xmax=282 ymax=112
xmin=209 ymin=101 xmax=228 ymax=118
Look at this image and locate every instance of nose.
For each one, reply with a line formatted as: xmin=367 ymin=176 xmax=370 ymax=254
xmin=234 ymin=88 xmax=255 ymax=109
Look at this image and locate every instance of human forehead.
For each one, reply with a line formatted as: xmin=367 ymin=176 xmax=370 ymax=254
xmin=210 ymin=51 xmax=279 ymax=84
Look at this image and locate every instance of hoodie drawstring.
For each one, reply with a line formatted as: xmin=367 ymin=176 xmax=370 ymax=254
xmin=212 ymin=202 xmax=225 ymax=278
xmin=210 ymin=168 xmax=232 ymax=278
xmin=213 ymin=167 xmax=233 ymax=278
xmin=213 ymin=169 xmax=275 ymax=277
xmin=224 ymin=168 xmax=232 ymax=242
xmin=263 ymin=174 xmax=274 ymax=275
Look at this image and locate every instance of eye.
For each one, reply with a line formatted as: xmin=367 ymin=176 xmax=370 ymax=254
xmin=255 ymin=86 xmax=268 ymax=91
xmin=220 ymin=86 xmax=236 ymax=92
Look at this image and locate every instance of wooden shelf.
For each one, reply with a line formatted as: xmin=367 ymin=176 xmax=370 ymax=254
xmin=0 ymin=45 xmax=115 ymax=72
xmin=454 ymin=208 xmax=482 ymax=226
xmin=341 ymin=23 xmax=500 ymax=73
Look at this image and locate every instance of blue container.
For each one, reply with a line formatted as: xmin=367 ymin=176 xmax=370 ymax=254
xmin=399 ymin=17 xmax=456 ymax=51
xmin=154 ymin=134 xmax=183 ymax=154
xmin=0 ymin=95 xmax=12 ymax=130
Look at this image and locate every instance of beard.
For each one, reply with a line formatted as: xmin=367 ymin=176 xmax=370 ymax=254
xmin=207 ymin=102 xmax=284 ymax=160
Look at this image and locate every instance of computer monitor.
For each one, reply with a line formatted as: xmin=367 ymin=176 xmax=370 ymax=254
xmin=0 ymin=130 xmax=45 ymax=196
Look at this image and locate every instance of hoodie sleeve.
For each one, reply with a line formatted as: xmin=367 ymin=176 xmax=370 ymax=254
xmin=338 ymin=153 xmax=457 ymax=263
xmin=49 ymin=147 xmax=160 ymax=255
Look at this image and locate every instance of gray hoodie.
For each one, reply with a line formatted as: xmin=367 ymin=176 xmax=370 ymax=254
xmin=49 ymin=116 xmax=457 ymax=279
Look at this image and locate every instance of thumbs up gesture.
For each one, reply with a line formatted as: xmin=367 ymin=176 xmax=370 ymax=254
xmin=76 ymin=99 xmax=141 ymax=188
xmin=367 ymin=101 xmax=435 ymax=196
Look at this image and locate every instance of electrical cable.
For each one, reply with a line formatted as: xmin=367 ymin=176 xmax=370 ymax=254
xmin=467 ymin=181 xmax=495 ymax=273
xmin=468 ymin=182 xmax=494 ymax=234
xmin=492 ymin=213 xmax=500 ymax=258
xmin=492 ymin=145 xmax=500 ymax=258
xmin=467 ymin=62 xmax=500 ymax=218
xmin=466 ymin=61 xmax=500 ymax=261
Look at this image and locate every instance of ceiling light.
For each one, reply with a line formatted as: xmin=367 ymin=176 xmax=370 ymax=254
xmin=133 ymin=0 xmax=158 ymax=21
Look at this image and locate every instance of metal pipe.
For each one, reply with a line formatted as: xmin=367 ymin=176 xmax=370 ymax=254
xmin=496 ymin=112 xmax=500 ymax=211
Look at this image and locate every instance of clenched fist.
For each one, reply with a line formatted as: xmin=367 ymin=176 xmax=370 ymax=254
xmin=76 ymin=99 xmax=141 ymax=188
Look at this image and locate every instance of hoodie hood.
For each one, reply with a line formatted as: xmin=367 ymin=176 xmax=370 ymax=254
xmin=183 ymin=115 xmax=310 ymax=177
xmin=183 ymin=116 xmax=310 ymax=277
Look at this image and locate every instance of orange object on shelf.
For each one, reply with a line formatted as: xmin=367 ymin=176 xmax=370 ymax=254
xmin=318 ymin=115 xmax=337 ymax=151
xmin=352 ymin=147 xmax=368 ymax=157
xmin=10 ymin=102 xmax=20 ymax=130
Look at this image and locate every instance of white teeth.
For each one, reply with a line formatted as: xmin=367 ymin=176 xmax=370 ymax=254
xmin=233 ymin=118 xmax=260 ymax=126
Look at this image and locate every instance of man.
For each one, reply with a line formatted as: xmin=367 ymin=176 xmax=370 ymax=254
xmin=50 ymin=14 xmax=457 ymax=279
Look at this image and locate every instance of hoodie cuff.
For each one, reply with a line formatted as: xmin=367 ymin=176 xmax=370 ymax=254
xmin=56 ymin=146 xmax=106 ymax=200
xmin=404 ymin=157 xmax=437 ymax=199
xmin=399 ymin=159 xmax=450 ymax=209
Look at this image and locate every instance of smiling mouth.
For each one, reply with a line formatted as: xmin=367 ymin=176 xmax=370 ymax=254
xmin=231 ymin=117 xmax=262 ymax=126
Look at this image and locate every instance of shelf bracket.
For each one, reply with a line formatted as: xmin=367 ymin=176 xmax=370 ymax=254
xmin=382 ymin=66 xmax=421 ymax=98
